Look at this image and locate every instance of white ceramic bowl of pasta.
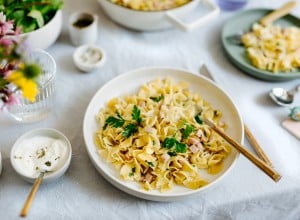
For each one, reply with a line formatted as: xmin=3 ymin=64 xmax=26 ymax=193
xmin=83 ymin=67 xmax=244 ymax=201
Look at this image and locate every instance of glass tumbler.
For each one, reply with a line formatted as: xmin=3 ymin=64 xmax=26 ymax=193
xmin=8 ymin=49 xmax=56 ymax=123
xmin=217 ymin=0 xmax=248 ymax=11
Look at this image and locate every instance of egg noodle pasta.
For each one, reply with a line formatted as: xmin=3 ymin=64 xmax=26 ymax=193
xmin=95 ymin=78 xmax=231 ymax=191
xmin=109 ymin=0 xmax=191 ymax=11
xmin=242 ymin=23 xmax=300 ymax=73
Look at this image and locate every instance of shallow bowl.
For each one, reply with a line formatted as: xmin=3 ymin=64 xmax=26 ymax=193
xmin=83 ymin=67 xmax=244 ymax=201
xmin=10 ymin=128 xmax=72 ymax=183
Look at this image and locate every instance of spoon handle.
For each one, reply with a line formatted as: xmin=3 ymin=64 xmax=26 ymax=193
xmin=20 ymin=172 xmax=44 ymax=217
xmin=259 ymin=1 xmax=297 ymax=26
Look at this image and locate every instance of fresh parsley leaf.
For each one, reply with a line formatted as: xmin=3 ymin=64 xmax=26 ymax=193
xmin=132 ymin=105 xmax=142 ymax=124
xmin=129 ymin=167 xmax=136 ymax=177
xmin=167 ymin=151 xmax=177 ymax=157
xmin=162 ymin=137 xmax=187 ymax=153
xmin=195 ymin=114 xmax=203 ymax=124
xmin=162 ymin=137 xmax=176 ymax=149
xmin=122 ymin=123 xmax=138 ymax=138
xmin=105 ymin=113 xmax=125 ymax=128
xmin=182 ymin=124 xmax=194 ymax=140
xmin=175 ymin=142 xmax=187 ymax=153
xmin=146 ymin=161 xmax=154 ymax=167
xmin=150 ymin=95 xmax=164 ymax=102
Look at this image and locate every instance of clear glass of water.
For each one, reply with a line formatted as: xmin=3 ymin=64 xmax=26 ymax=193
xmin=8 ymin=49 xmax=56 ymax=123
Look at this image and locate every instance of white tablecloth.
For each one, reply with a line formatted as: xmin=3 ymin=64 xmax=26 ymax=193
xmin=1 ymin=0 xmax=300 ymax=219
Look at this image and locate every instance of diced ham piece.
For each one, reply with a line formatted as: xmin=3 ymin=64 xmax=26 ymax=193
xmin=145 ymin=173 xmax=153 ymax=183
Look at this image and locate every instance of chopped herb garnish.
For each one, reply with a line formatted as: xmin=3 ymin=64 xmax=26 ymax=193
xmin=132 ymin=105 xmax=142 ymax=124
xmin=162 ymin=137 xmax=187 ymax=153
xmin=45 ymin=161 xmax=51 ymax=167
xmin=175 ymin=142 xmax=187 ymax=153
xmin=162 ymin=137 xmax=176 ymax=149
xmin=129 ymin=167 xmax=136 ymax=177
xmin=195 ymin=114 xmax=203 ymax=124
xmin=55 ymin=156 xmax=60 ymax=161
xmin=150 ymin=95 xmax=164 ymax=102
xmin=182 ymin=124 xmax=194 ymax=140
xmin=104 ymin=113 xmax=125 ymax=129
xmin=122 ymin=123 xmax=138 ymax=138
xmin=36 ymin=148 xmax=46 ymax=159
xmin=146 ymin=161 xmax=154 ymax=167
xmin=167 ymin=151 xmax=177 ymax=157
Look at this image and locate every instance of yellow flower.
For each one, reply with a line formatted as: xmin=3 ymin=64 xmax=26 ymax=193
xmin=6 ymin=70 xmax=39 ymax=102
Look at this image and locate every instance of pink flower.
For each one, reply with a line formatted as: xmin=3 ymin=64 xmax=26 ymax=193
xmin=0 ymin=37 xmax=13 ymax=46
xmin=0 ymin=12 xmax=14 ymax=36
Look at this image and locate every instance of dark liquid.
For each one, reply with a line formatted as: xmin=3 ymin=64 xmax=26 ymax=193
xmin=73 ymin=18 xmax=93 ymax=28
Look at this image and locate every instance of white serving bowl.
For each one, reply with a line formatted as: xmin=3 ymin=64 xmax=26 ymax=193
xmin=73 ymin=44 xmax=106 ymax=72
xmin=10 ymin=128 xmax=72 ymax=183
xmin=83 ymin=67 xmax=244 ymax=201
xmin=20 ymin=10 xmax=63 ymax=49
xmin=98 ymin=0 xmax=219 ymax=31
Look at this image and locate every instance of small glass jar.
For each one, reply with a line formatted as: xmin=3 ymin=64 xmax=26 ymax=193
xmin=7 ymin=49 xmax=56 ymax=123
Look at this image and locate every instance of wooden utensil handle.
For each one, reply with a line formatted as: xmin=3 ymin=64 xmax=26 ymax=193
xmin=20 ymin=173 xmax=44 ymax=217
xmin=259 ymin=1 xmax=297 ymax=26
xmin=244 ymin=125 xmax=273 ymax=167
xmin=203 ymin=118 xmax=281 ymax=182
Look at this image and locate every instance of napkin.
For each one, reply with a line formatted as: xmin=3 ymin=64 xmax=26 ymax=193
xmin=282 ymin=118 xmax=300 ymax=140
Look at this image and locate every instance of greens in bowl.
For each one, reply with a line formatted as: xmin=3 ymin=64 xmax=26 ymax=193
xmin=0 ymin=0 xmax=63 ymax=33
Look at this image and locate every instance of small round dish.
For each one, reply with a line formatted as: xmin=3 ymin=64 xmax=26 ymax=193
xmin=10 ymin=128 xmax=72 ymax=183
xmin=222 ymin=8 xmax=300 ymax=81
xmin=73 ymin=44 xmax=106 ymax=72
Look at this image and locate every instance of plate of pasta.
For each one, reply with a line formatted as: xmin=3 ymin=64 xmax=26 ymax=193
xmin=83 ymin=67 xmax=244 ymax=201
xmin=222 ymin=9 xmax=300 ymax=81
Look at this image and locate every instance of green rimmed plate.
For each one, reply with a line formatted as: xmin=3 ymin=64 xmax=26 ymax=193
xmin=221 ymin=9 xmax=300 ymax=81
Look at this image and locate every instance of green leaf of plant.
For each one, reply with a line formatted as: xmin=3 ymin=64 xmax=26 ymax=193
xmin=132 ymin=105 xmax=142 ymax=124
xmin=195 ymin=114 xmax=203 ymax=124
xmin=122 ymin=123 xmax=138 ymax=138
xmin=150 ymin=95 xmax=164 ymax=102
xmin=162 ymin=137 xmax=176 ymax=149
xmin=175 ymin=142 xmax=187 ymax=153
xmin=167 ymin=151 xmax=177 ymax=157
xmin=182 ymin=124 xmax=194 ymax=140
xmin=28 ymin=9 xmax=44 ymax=28
xmin=105 ymin=115 xmax=125 ymax=128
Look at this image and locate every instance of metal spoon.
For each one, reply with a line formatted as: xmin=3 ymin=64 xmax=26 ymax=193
xmin=269 ymin=85 xmax=300 ymax=107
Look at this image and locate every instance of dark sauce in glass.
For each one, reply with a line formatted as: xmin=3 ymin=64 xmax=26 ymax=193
xmin=73 ymin=17 xmax=93 ymax=28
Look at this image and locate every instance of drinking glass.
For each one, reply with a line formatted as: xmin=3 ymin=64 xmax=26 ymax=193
xmin=217 ymin=0 xmax=248 ymax=11
xmin=8 ymin=49 xmax=56 ymax=123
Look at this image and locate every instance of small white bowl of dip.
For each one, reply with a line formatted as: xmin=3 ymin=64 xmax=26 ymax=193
xmin=10 ymin=128 xmax=72 ymax=183
xmin=73 ymin=44 xmax=106 ymax=72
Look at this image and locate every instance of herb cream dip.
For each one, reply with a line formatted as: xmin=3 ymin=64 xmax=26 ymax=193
xmin=13 ymin=136 xmax=68 ymax=178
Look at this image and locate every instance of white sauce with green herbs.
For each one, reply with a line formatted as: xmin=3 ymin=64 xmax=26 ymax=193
xmin=13 ymin=136 xmax=68 ymax=178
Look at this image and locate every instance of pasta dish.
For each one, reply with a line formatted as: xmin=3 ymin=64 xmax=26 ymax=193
xmin=242 ymin=23 xmax=300 ymax=73
xmin=95 ymin=78 xmax=231 ymax=191
xmin=109 ymin=0 xmax=191 ymax=11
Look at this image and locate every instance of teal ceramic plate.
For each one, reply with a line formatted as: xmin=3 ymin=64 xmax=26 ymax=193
xmin=221 ymin=9 xmax=300 ymax=81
